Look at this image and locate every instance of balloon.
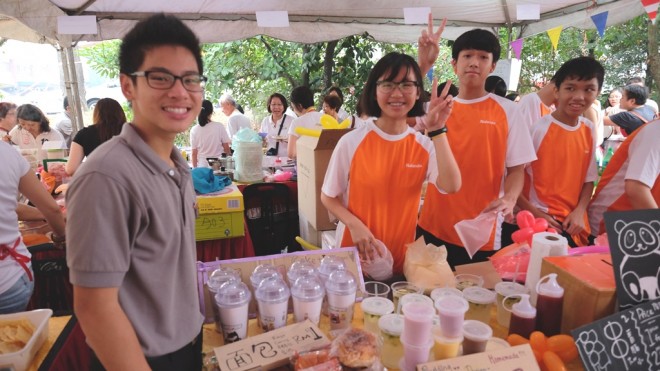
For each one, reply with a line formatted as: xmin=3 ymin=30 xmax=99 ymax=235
xmin=338 ymin=118 xmax=351 ymax=129
xmin=320 ymin=114 xmax=339 ymax=129
xmin=512 ymin=227 xmax=534 ymax=245
xmin=516 ymin=210 xmax=535 ymax=229
xmin=533 ymin=218 xmax=549 ymax=233
xmin=546 ymin=228 xmax=558 ymax=234
xmin=295 ymin=127 xmax=321 ymax=137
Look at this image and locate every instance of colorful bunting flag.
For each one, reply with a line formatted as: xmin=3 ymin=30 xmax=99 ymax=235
xmin=591 ymin=11 xmax=608 ymax=37
xmin=547 ymin=26 xmax=563 ymax=51
xmin=641 ymin=0 xmax=660 ymax=23
xmin=510 ymin=38 xmax=523 ymax=59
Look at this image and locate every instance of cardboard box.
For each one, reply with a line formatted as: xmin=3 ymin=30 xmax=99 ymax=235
xmin=195 ymin=211 xmax=245 ymax=241
xmin=214 ymin=320 xmax=330 ymax=371
xmin=196 ymin=184 xmax=244 ymax=215
xmin=540 ymin=253 xmax=616 ymax=333
xmin=296 ymin=129 xmax=351 ymax=230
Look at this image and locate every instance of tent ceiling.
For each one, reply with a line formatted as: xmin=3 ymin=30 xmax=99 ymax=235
xmin=0 ymin=0 xmax=649 ymax=46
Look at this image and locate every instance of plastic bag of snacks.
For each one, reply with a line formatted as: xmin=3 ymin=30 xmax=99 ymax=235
xmin=403 ymin=237 xmax=455 ymax=293
xmin=361 ymin=239 xmax=394 ymax=281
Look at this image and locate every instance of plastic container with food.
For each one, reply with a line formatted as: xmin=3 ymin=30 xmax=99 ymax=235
xmin=0 ymin=309 xmax=53 ymax=370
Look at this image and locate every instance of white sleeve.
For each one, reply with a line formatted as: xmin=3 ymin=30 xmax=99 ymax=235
xmin=625 ymin=125 xmax=660 ymax=187
xmin=321 ymin=135 xmax=353 ymax=199
xmin=506 ymin=108 xmax=537 ymax=167
xmin=189 ymin=126 xmax=198 ymax=148
xmin=584 ymin=120 xmax=599 ymax=183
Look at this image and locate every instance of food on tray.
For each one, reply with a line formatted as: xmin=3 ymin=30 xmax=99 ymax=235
xmin=294 ymin=349 xmax=341 ymax=371
xmin=0 ymin=318 xmax=35 ymax=354
xmin=335 ymin=328 xmax=378 ymax=368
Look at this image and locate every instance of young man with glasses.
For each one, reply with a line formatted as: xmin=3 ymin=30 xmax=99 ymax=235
xmin=66 ymin=14 xmax=205 ymax=371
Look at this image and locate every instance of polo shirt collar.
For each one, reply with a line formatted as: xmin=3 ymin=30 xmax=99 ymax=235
xmin=118 ymin=123 xmax=189 ymax=176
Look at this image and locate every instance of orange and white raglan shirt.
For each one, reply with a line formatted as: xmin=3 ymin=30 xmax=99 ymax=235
xmin=418 ymin=94 xmax=536 ymax=251
xmin=588 ymin=121 xmax=660 ymax=236
xmin=517 ymin=92 xmax=554 ymax=130
xmin=523 ymin=115 xmax=598 ymax=239
xmin=322 ymin=119 xmax=440 ymax=274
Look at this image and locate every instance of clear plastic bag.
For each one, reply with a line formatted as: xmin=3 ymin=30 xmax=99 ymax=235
xmin=361 ymin=239 xmax=394 ymax=281
xmin=403 ymin=237 xmax=455 ymax=293
xmin=489 ymin=243 xmax=530 ymax=282
xmin=454 ymin=211 xmax=498 ymax=258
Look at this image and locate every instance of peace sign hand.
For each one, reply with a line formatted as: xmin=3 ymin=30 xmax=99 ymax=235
xmin=426 ymin=78 xmax=454 ymax=132
xmin=418 ymin=13 xmax=447 ymax=75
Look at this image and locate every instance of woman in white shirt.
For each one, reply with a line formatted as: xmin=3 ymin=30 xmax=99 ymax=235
xmin=260 ymin=93 xmax=293 ymax=157
xmin=9 ymin=104 xmax=65 ymax=164
xmin=190 ymin=99 xmax=231 ymax=168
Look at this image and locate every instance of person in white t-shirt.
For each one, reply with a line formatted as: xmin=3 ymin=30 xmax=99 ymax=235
xmin=190 ymin=99 xmax=231 ymax=167
xmin=287 ymin=86 xmax=323 ymax=159
xmin=9 ymin=104 xmax=66 ymax=164
xmin=260 ymin=93 xmax=293 ymax=158
xmin=220 ymin=94 xmax=252 ymax=137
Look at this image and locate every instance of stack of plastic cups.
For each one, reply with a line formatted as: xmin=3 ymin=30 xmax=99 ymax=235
xmin=290 ymin=275 xmax=325 ymax=325
xmin=463 ymin=286 xmax=496 ymax=324
xmin=255 ymin=276 xmax=290 ymax=332
xmin=287 ymin=261 xmax=317 ymax=313
xmin=207 ymin=267 xmax=241 ymax=333
xmin=430 ymin=287 xmax=464 ymax=302
xmin=361 ymin=297 xmax=394 ymax=334
xmin=324 ymin=270 xmax=357 ymax=330
xmin=400 ymin=301 xmax=435 ymax=371
xmin=433 ymin=296 xmax=469 ymax=361
xmin=249 ymin=266 xmax=282 ymax=327
xmin=215 ymin=281 xmax=251 ymax=344
xmin=317 ymin=256 xmax=346 ymax=315
xmin=398 ymin=293 xmax=434 ymax=314
xmin=378 ymin=314 xmax=405 ymax=370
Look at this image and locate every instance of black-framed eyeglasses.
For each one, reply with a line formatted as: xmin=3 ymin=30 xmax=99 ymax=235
xmin=376 ymin=80 xmax=419 ymax=94
xmin=130 ymin=70 xmax=207 ymax=92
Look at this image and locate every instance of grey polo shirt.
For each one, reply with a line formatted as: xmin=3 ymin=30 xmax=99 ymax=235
xmin=66 ymin=123 xmax=203 ymax=357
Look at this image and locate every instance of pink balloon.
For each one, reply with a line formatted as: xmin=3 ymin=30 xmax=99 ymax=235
xmin=516 ymin=211 xmax=535 ymax=229
xmin=546 ymin=228 xmax=558 ymax=234
xmin=533 ymin=218 xmax=548 ymax=233
xmin=512 ymin=227 xmax=534 ymax=245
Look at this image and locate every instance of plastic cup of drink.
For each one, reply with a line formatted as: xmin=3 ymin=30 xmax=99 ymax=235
xmin=434 ymin=295 xmax=469 ymax=338
xmin=249 ymin=265 xmax=281 ymax=291
xmin=391 ymin=281 xmax=423 ymax=313
xmin=325 ymin=270 xmax=357 ymax=330
xmin=462 ymin=320 xmax=493 ymax=355
xmin=361 ymin=297 xmax=394 ymax=334
xmin=291 ymin=275 xmax=324 ymax=325
xmin=454 ymin=274 xmax=484 ymax=291
xmin=401 ymin=301 xmax=435 ymax=346
xmin=207 ymin=268 xmax=241 ymax=333
xmin=215 ymin=281 xmax=251 ymax=343
xmin=318 ymin=256 xmax=346 ymax=315
xmin=379 ymin=314 xmax=404 ymax=370
xmin=255 ymin=276 xmax=290 ymax=332
xmin=287 ymin=260 xmax=317 ymax=287
xmin=430 ymin=287 xmax=464 ymax=302
xmin=486 ymin=337 xmax=511 ymax=351
xmin=494 ymin=281 xmax=529 ymax=327
xmin=432 ymin=326 xmax=463 ymax=360
xmin=401 ymin=337 xmax=433 ymax=371
xmin=398 ymin=293 xmax=434 ymax=314
xmin=363 ymin=281 xmax=391 ymax=298
xmin=463 ymin=286 xmax=496 ymax=324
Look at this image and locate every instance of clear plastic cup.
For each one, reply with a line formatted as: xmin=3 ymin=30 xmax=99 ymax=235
xmin=255 ymin=276 xmax=290 ymax=331
xmin=361 ymin=297 xmax=394 ymax=334
xmin=434 ymin=295 xmax=469 ymax=338
xmin=401 ymin=337 xmax=433 ymax=371
xmin=454 ymin=274 xmax=484 ymax=291
xmin=291 ymin=275 xmax=324 ymax=325
xmin=432 ymin=325 xmax=463 ymax=360
xmin=398 ymin=293 xmax=434 ymax=314
xmin=215 ymin=281 xmax=251 ymax=343
xmin=486 ymin=337 xmax=511 ymax=351
xmin=494 ymin=281 xmax=529 ymax=327
xmin=430 ymin=287 xmax=464 ymax=302
xmin=363 ymin=281 xmax=391 ymax=298
xmin=462 ymin=320 xmax=493 ymax=355
xmin=391 ymin=281 xmax=423 ymax=313
xmin=318 ymin=256 xmax=346 ymax=315
xmin=463 ymin=286 xmax=496 ymax=324
xmin=207 ymin=268 xmax=241 ymax=333
xmin=379 ymin=314 xmax=405 ymax=369
xmin=325 ymin=270 xmax=357 ymax=330
xmin=287 ymin=261 xmax=317 ymax=286
xmin=250 ymin=265 xmax=281 ymax=291
xmin=401 ymin=301 xmax=435 ymax=346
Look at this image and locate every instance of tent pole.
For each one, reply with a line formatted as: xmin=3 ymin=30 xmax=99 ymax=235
xmin=63 ymin=45 xmax=85 ymax=133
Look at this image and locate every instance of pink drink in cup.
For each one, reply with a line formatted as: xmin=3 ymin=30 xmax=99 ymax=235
xmin=400 ymin=337 xmax=433 ymax=371
xmin=401 ymin=301 xmax=435 ymax=346
xmin=434 ymin=295 xmax=469 ymax=338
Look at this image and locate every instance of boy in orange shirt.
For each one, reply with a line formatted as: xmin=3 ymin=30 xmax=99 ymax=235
xmin=518 ymin=57 xmax=604 ymax=246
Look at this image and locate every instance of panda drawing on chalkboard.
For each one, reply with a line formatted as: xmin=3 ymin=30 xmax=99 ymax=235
xmin=614 ymin=219 xmax=660 ymax=303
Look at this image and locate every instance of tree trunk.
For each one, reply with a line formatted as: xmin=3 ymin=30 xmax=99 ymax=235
xmin=302 ymin=44 xmax=311 ymax=87
xmin=647 ymin=19 xmax=660 ymax=99
xmin=323 ymin=40 xmax=338 ymax=91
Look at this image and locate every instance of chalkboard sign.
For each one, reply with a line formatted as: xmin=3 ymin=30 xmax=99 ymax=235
xmin=603 ymin=209 xmax=660 ymax=310
xmin=571 ymin=298 xmax=660 ymax=371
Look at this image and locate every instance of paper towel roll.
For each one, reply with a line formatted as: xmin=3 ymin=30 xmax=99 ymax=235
xmin=526 ymin=232 xmax=568 ymax=304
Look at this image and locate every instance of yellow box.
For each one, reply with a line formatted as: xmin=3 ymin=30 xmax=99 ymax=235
xmin=196 ymin=184 xmax=244 ymax=215
xmin=195 ymin=211 xmax=245 ymax=241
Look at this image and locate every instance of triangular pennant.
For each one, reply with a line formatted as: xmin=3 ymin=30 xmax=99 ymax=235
xmin=547 ymin=26 xmax=563 ymax=51
xmin=591 ymin=11 xmax=608 ymax=37
xmin=641 ymin=0 xmax=660 ymax=22
xmin=510 ymin=38 xmax=523 ymax=59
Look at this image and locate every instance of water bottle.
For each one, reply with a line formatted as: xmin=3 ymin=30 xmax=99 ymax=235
xmin=602 ymin=148 xmax=614 ymax=169
xmin=507 ymin=294 xmax=536 ymax=338
xmin=535 ymin=273 xmax=564 ymax=336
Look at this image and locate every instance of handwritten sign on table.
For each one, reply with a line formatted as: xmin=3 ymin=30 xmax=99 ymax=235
xmin=417 ymin=344 xmax=540 ymax=371
xmin=603 ymin=209 xmax=660 ymax=310
xmin=571 ymin=298 xmax=660 ymax=371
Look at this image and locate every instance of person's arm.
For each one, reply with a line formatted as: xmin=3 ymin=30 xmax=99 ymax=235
xmin=74 ymin=286 xmax=151 ymax=371
xmin=16 ymin=203 xmax=44 ymax=221
xmin=18 ymin=171 xmax=65 ymax=237
xmin=603 ymin=115 xmax=616 ymax=127
xmin=483 ymin=164 xmax=525 ymax=218
xmin=288 ymin=135 xmax=298 ymax=159
xmin=191 ymin=148 xmax=199 ymax=167
xmin=320 ymin=193 xmax=379 ymax=262
xmin=417 ymin=14 xmax=446 ymax=75
xmin=65 ymin=142 xmax=85 ymax=176
xmin=562 ymin=181 xmax=594 ymax=235
xmin=625 ymin=179 xmax=658 ymax=209
xmin=222 ymin=143 xmax=231 ymax=155
xmin=516 ymin=194 xmax=563 ymax=231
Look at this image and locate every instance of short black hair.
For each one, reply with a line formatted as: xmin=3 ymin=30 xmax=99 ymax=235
xmin=119 ymin=14 xmax=203 ymax=76
xmin=437 ymin=82 xmax=459 ymax=98
xmin=290 ymin=86 xmax=315 ymax=111
xmin=360 ymin=52 xmax=425 ymax=117
xmin=553 ymin=56 xmax=605 ymax=91
xmin=267 ymin=93 xmax=288 ymax=113
xmin=326 ymin=86 xmax=344 ymax=101
xmin=505 ymin=92 xmax=519 ymax=101
xmin=0 ymin=102 xmax=17 ymax=118
xmin=63 ymin=96 xmax=69 ymax=110
xmin=323 ymin=95 xmax=342 ymax=111
xmin=622 ymin=84 xmax=648 ymax=105
xmin=485 ymin=75 xmax=507 ymax=97
xmin=452 ymin=29 xmax=501 ymax=63
xmin=626 ymin=76 xmax=645 ymax=85
xmin=17 ymin=104 xmax=50 ymax=133
xmin=198 ymin=99 xmax=213 ymax=126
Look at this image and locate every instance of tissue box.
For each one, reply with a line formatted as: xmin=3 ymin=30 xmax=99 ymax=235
xmin=540 ymin=253 xmax=616 ymax=333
